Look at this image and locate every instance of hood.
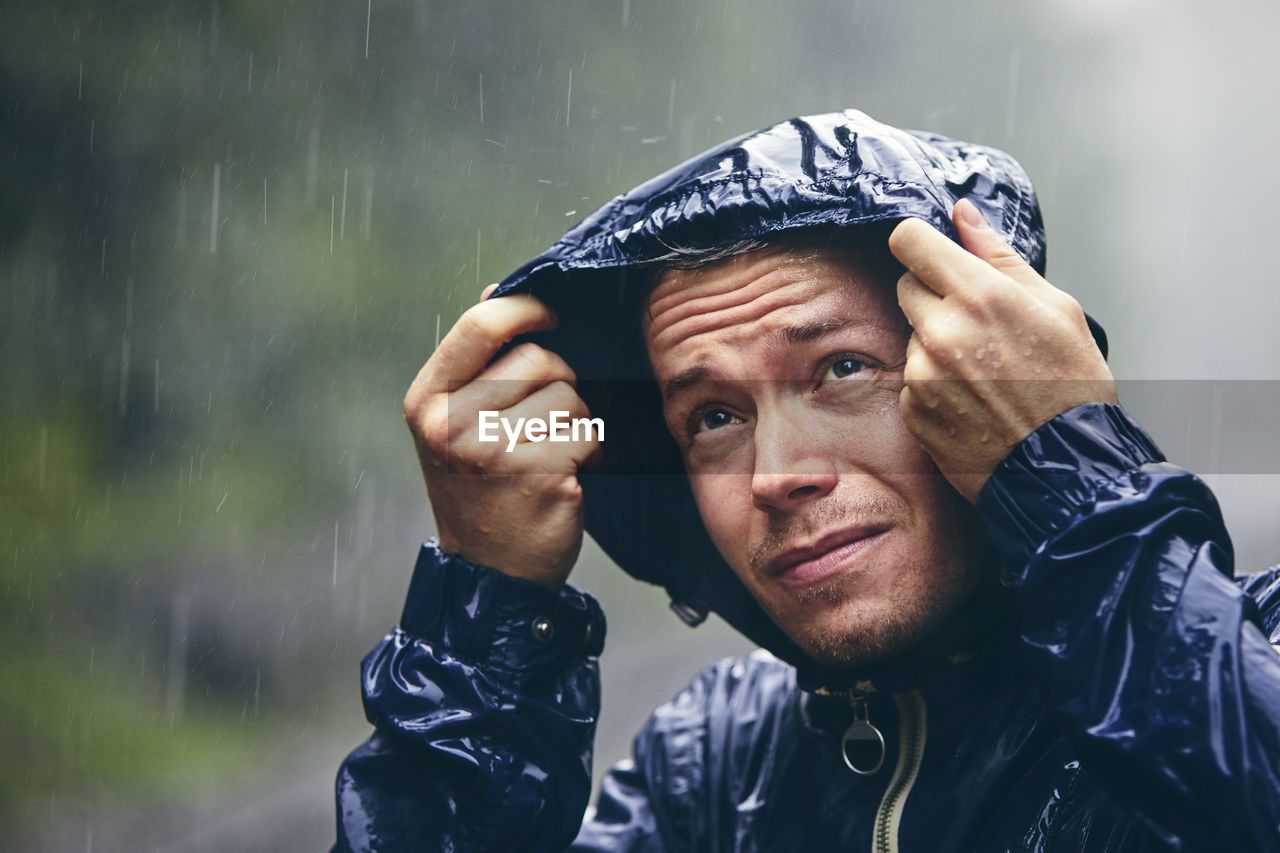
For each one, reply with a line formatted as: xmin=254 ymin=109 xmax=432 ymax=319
xmin=489 ymin=108 xmax=1107 ymax=691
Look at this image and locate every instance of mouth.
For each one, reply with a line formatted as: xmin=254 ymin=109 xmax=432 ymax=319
xmin=767 ymin=525 xmax=890 ymax=587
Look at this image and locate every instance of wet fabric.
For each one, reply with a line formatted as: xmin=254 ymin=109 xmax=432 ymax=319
xmin=333 ymin=110 xmax=1280 ymax=851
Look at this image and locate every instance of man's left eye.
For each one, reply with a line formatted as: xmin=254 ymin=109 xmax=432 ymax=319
xmin=822 ymin=355 xmax=869 ymax=381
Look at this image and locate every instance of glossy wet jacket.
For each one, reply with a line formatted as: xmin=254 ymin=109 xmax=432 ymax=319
xmin=334 ymin=110 xmax=1280 ymax=851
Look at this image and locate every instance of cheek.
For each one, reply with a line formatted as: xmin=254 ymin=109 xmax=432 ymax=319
xmin=816 ymin=394 xmax=938 ymax=477
xmin=858 ymin=405 xmax=956 ymax=510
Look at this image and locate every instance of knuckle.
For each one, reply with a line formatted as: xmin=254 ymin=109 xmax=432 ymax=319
xmin=922 ymin=321 xmax=960 ymax=355
xmin=418 ymin=409 xmax=451 ymax=452
xmin=902 ymin=351 xmax=922 ymax=382
xmin=460 ymin=303 xmax=502 ymax=342
xmin=402 ymin=390 xmax=421 ymax=422
xmin=545 ymin=379 xmax=578 ymax=403
xmin=551 ymin=354 xmax=578 ymax=384
xmin=557 ymin=387 xmax=590 ymax=417
xmin=988 ymin=246 xmax=1024 ymax=270
xmin=554 ymin=476 xmax=584 ymax=503
xmin=899 ymin=386 xmax=923 ymax=417
xmin=905 ymin=347 xmax=942 ymax=384
xmin=450 ymin=444 xmax=493 ymax=473
xmin=472 ymin=439 xmax=504 ymax=468
xmin=1057 ymin=290 xmax=1084 ymax=317
xmin=510 ymin=341 xmax=545 ymax=368
xmin=511 ymin=343 xmax=576 ymax=383
xmin=534 ymin=347 xmax=575 ymax=382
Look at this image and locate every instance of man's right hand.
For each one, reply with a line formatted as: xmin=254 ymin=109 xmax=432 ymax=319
xmin=402 ymin=285 xmax=600 ymax=590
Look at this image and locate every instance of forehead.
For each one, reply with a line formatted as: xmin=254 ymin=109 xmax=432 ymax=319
xmin=642 ymin=241 xmax=903 ymax=373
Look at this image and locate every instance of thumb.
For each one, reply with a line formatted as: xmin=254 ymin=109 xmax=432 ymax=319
xmin=953 ymin=199 xmax=1040 ymax=287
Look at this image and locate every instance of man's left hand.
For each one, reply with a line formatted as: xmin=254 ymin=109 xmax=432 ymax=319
xmin=888 ymin=199 xmax=1118 ymax=503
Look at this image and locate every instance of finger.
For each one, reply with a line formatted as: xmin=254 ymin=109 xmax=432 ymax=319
xmin=888 ymin=217 xmax=1002 ymax=298
xmin=952 ymin=199 xmax=1043 ymax=288
xmin=901 ymin=339 xmax=943 ymax=406
xmin=448 ymin=343 xmax=577 ymax=415
xmin=580 ymin=440 xmax=606 ymax=472
xmin=480 ymin=282 xmax=500 ymax=301
xmin=497 ymin=382 xmax=602 ymax=467
xmin=904 ymin=331 xmax=924 ymax=374
xmin=896 ymin=271 xmax=943 ymax=327
xmin=499 ymin=380 xmax=592 ymax=442
xmin=899 ymin=385 xmax=928 ymax=433
xmin=421 ymin=295 xmax=558 ymax=395
xmin=524 ymin=424 xmax=604 ymax=470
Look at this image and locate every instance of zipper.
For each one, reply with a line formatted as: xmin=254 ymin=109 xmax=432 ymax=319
xmin=871 ymin=690 xmax=927 ymax=853
xmin=838 ymin=683 xmax=885 ymax=776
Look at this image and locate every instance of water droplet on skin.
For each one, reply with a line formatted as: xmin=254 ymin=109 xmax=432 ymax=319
xmin=979 ymin=431 xmax=991 ymax=443
xmin=1022 ymin=346 xmax=1032 ymax=357
xmin=975 ymin=346 xmax=986 ymax=361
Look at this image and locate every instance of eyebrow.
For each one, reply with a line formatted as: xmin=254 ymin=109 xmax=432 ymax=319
xmin=660 ymin=316 xmax=868 ymax=403
xmin=662 ymin=365 xmax=713 ymax=403
xmin=766 ymin=316 xmax=863 ymax=348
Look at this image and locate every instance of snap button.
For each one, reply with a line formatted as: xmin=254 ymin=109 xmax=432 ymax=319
xmin=531 ymin=616 xmax=555 ymax=642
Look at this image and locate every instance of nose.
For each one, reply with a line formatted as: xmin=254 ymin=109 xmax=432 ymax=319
xmin=750 ymin=411 xmax=838 ymax=512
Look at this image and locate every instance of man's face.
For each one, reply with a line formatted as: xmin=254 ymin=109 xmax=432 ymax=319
xmin=643 ymin=239 xmax=989 ymax=669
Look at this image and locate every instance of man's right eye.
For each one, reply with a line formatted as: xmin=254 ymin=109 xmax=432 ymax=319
xmin=689 ymin=407 xmax=742 ymax=437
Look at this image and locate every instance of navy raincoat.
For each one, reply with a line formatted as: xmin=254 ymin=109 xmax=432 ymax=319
xmin=334 ymin=110 xmax=1280 ymax=851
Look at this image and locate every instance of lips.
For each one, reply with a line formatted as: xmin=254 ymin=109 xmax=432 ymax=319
xmin=767 ymin=525 xmax=890 ymax=586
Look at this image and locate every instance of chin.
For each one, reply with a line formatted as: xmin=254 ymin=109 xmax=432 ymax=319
xmin=786 ymin=601 xmax=928 ymax=670
xmin=770 ymin=561 xmax=977 ymax=671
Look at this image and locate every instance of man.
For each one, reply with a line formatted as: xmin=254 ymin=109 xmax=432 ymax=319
xmin=334 ymin=110 xmax=1280 ymax=851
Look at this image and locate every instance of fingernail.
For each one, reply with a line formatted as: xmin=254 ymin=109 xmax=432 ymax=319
xmin=957 ymin=199 xmax=986 ymax=228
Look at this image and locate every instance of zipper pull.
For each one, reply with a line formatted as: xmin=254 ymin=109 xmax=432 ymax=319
xmin=841 ymin=688 xmax=886 ymax=776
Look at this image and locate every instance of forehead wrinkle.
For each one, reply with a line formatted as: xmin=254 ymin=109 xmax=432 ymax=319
xmin=649 ymin=280 xmax=817 ymax=356
xmin=647 ymin=259 xmax=805 ymax=331
xmin=646 ymin=243 xmax=794 ymax=309
xmin=644 ymin=246 xmax=900 ymax=379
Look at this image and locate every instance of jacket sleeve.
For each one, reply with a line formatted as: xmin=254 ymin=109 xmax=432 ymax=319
xmin=977 ymin=402 xmax=1280 ymax=851
xmin=333 ymin=539 xmax=608 ymax=853
xmin=570 ymin=753 xmax=666 ymax=852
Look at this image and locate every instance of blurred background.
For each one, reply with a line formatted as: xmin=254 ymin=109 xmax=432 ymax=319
xmin=5 ymin=0 xmax=1280 ymax=849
